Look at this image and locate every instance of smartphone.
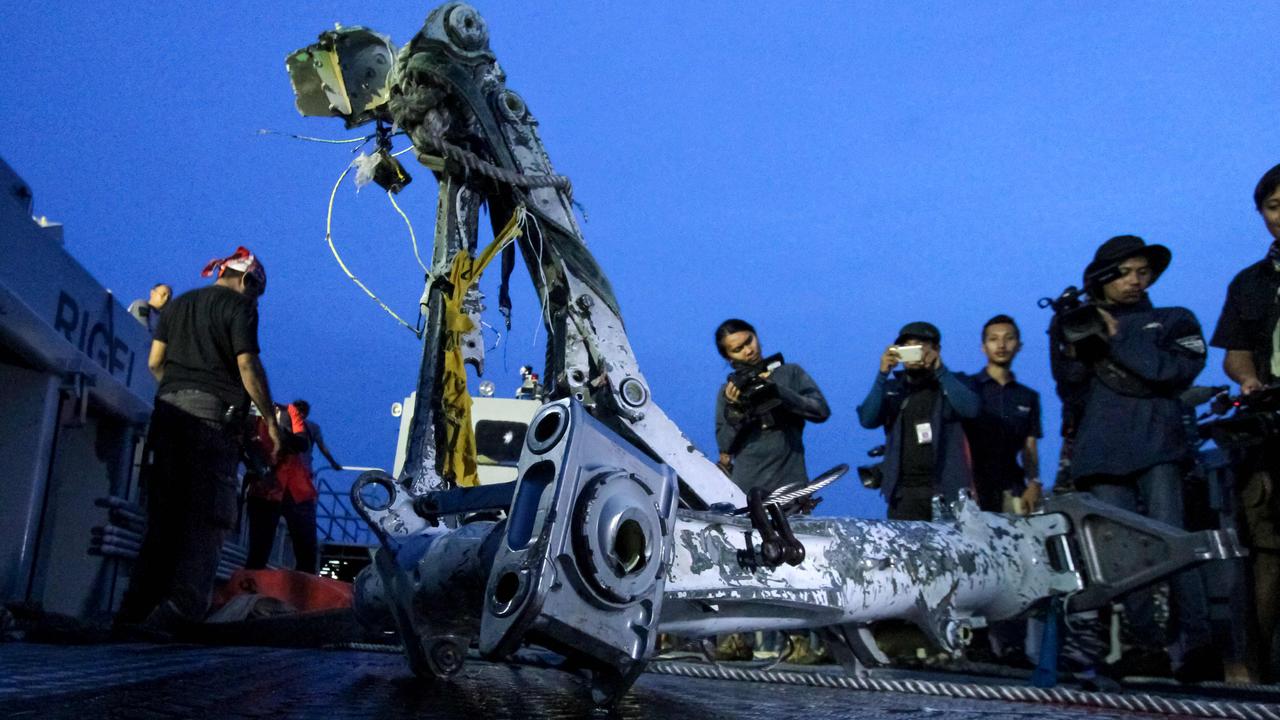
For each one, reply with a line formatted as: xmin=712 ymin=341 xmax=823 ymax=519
xmin=894 ymin=345 xmax=924 ymax=363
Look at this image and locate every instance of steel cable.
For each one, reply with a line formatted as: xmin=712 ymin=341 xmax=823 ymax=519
xmin=647 ymin=660 xmax=1280 ymax=720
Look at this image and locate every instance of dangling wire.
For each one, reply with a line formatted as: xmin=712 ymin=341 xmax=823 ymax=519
xmin=257 ymin=128 xmax=373 ymax=145
xmin=524 ymin=210 xmax=553 ymax=350
xmin=387 ymin=191 xmax=428 ymax=274
xmin=480 ymin=319 xmax=503 ymax=351
xmin=325 ymin=161 xmax=420 ymax=335
xmin=259 ymin=128 xmax=409 ymax=158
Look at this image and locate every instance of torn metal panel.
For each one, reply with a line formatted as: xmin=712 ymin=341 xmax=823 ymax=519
xmin=286 ymin=26 xmax=395 ymax=128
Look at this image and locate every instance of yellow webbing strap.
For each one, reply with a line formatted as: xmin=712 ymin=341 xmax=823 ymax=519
xmin=440 ymin=207 xmax=525 ymax=487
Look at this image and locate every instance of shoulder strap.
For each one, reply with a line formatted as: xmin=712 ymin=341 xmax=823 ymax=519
xmin=1092 ymin=358 xmax=1160 ymax=399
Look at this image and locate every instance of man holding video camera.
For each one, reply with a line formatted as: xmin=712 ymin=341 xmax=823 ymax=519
xmin=857 ymin=321 xmax=980 ymax=521
xmin=714 ymin=319 xmax=831 ymax=495
xmin=1209 ymin=161 xmax=1280 ymax=681
xmin=1050 ymin=235 xmax=1217 ymax=681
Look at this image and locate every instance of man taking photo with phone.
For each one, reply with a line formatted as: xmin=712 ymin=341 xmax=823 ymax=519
xmin=857 ymin=321 xmax=980 ymax=521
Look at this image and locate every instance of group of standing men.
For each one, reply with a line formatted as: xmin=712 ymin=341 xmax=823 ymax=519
xmin=713 ymin=162 xmax=1280 ymax=683
xmin=111 ymin=163 xmax=1280 ymax=679
xmin=114 ymin=247 xmax=341 ymax=637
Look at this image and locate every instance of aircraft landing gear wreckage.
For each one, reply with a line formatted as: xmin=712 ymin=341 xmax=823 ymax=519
xmin=286 ymin=3 xmax=1244 ymax=705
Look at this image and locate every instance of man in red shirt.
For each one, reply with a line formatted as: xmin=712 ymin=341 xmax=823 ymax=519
xmin=245 ymin=403 xmax=320 ymax=573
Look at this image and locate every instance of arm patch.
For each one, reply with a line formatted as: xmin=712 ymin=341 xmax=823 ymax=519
xmin=1175 ymin=335 xmax=1207 ymax=355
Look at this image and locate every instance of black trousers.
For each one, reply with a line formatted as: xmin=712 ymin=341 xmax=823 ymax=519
xmin=245 ymin=495 xmax=318 ymax=574
xmin=117 ymin=392 xmax=241 ymax=625
xmin=887 ymin=484 xmax=934 ymax=521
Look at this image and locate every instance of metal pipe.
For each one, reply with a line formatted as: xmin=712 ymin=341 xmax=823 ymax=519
xmin=660 ymin=510 xmax=1073 ymax=640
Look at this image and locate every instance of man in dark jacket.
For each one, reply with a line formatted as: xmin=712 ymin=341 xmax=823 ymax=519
xmin=857 ymin=321 xmax=980 ymax=521
xmin=116 ymin=246 xmax=281 ymax=634
xmin=1210 ymin=161 xmax=1280 ymax=681
xmin=1050 ymin=235 xmax=1217 ymax=681
xmin=715 ymin=319 xmax=830 ymax=495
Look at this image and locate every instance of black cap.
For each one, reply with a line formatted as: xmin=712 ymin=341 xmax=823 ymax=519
xmin=896 ymin=321 xmax=941 ymax=345
xmin=1083 ymin=235 xmax=1171 ymax=290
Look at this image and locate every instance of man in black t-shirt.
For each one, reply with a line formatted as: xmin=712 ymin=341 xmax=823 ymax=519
xmin=1210 ymin=162 xmax=1280 ymax=681
xmin=116 ymin=246 xmax=281 ymax=634
xmin=962 ymin=315 xmax=1043 ymax=514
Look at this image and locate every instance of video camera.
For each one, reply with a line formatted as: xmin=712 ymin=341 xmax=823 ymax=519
xmin=728 ymin=352 xmax=785 ymax=415
xmin=1198 ymin=384 xmax=1280 ymax=450
xmin=857 ymin=444 xmax=886 ymax=490
xmin=1038 ymin=265 xmax=1124 ymax=360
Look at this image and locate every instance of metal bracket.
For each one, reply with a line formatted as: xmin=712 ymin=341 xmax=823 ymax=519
xmin=479 ymin=399 xmax=678 ymax=704
xmin=1041 ymin=492 xmax=1247 ymax=612
xmin=413 ymin=481 xmax=516 ymax=523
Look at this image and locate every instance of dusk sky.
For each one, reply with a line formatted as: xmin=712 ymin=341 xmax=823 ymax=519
xmin=3 ymin=2 xmax=1276 ymax=518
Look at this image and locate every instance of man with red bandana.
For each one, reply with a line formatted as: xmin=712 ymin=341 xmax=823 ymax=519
xmin=116 ymin=246 xmax=280 ymax=634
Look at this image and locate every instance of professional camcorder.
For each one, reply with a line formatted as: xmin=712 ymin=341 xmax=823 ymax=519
xmin=728 ymin=352 xmax=785 ymax=415
xmin=1199 ymin=384 xmax=1280 ymax=449
xmin=1038 ymin=265 xmax=1123 ymax=360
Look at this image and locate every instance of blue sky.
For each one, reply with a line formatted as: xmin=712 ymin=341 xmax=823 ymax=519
xmin=3 ymin=2 xmax=1276 ymax=518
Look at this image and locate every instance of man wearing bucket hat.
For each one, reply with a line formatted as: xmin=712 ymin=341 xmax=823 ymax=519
xmin=857 ymin=321 xmax=980 ymax=521
xmin=1050 ymin=235 xmax=1218 ymax=682
xmin=116 ymin=246 xmax=282 ymax=636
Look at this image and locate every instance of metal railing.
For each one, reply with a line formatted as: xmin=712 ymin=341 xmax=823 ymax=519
xmin=313 ymin=466 xmax=383 ymax=546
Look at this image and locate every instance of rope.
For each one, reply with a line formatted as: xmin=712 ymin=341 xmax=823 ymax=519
xmin=323 ymin=642 xmax=1279 ymax=718
xmin=324 ymin=161 xmax=419 ymax=334
xmin=322 ymin=642 xmax=403 ymax=653
xmin=412 ymin=133 xmax=573 ymax=197
xmin=647 ymin=661 xmax=1280 ymax=720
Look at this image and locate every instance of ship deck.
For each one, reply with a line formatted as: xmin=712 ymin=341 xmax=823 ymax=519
xmin=4 ymin=641 xmax=1279 ymax=720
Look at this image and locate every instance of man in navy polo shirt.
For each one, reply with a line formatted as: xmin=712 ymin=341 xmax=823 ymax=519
xmin=961 ymin=315 xmax=1042 ymax=665
xmin=963 ymin=315 xmax=1042 ymax=514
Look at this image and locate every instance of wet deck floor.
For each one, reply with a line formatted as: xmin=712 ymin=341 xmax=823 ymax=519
xmin=0 ymin=642 xmax=1267 ymax=720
